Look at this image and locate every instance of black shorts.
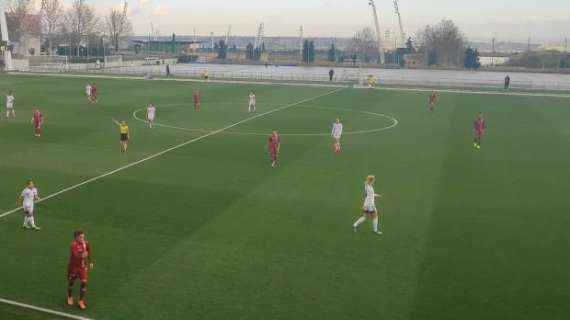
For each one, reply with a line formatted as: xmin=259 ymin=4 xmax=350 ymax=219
xmin=120 ymin=133 xmax=128 ymax=141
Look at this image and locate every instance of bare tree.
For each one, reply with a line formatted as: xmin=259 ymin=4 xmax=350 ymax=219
xmin=5 ymin=0 xmax=34 ymax=42
xmin=40 ymin=0 xmax=63 ymax=53
xmin=63 ymin=0 xmax=100 ymax=57
xmin=351 ymin=27 xmax=380 ymax=63
xmin=106 ymin=1 xmax=132 ymax=52
xmin=420 ymin=20 xmax=465 ymax=66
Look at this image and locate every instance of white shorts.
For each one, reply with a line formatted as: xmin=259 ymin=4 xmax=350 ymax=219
xmin=6 ymin=103 xmax=14 ymax=109
xmin=23 ymin=205 xmax=34 ymax=215
xmin=362 ymin=203 xmax=376 ymax=213
xmin=147 ymin=115 xmax=155 ymax=122
xmin=333 ymin=134 xmax=341 ymax=140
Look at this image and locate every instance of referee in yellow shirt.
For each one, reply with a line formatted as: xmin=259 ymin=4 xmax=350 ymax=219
xmin=112 ymin=118 xmax=129 ymax=153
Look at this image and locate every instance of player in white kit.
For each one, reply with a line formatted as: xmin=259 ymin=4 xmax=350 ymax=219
xmin=6 ymin=91 xmax=15 ymax=119
xmin=146 ymin=104 xmax=156 ymax=128
xmin=352 ymin=175 xmax=382 ymax=235
xmin=331 ymin=117 xmax=343 ymax=153
xmin=85 ymin=83 xmax=91 ymax=100
xmin=248 ymin=91 xmax=256 ymax=113
xmin=19 ymin=180 xmax=41 ymax=230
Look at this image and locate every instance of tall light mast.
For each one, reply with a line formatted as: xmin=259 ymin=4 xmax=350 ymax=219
xmin=225 ymin=25 xmax=232 ymax=46
xmin=0 ymin=3 xmax=12 ymax=70
xmin=393 ymin=0 xmax=406 ymax=47
xmin=368 ymin=0 xmax=384 ymax=64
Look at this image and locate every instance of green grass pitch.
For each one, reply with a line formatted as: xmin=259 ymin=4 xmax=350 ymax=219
xmin=0 ymin=74 xmax=569 ymax=320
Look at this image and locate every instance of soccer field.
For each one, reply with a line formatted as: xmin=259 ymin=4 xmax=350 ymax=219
xmin=0 ymin=74 xmax=569 ymax=320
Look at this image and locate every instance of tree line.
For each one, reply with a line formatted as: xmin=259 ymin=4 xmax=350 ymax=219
xmin=5 ymin=0 xmax=132 ymax=56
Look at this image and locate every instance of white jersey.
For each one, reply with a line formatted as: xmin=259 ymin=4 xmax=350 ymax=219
xmin=332 ymin=123 xmax=343 ymax=138
xmin=249 ymin=94 xmax=256 ymax=105
xmin=21 ymin=187 xmax=38 ymax=208
xmin=6 ymin=95 xmax=14 ymax=108
xmin=85 ymin=85 xmax=91 ymax=96
xmin=363 ymin=183 xmax=376 ymax=208
xmin=147 ymin=106 xmax=156 ymax=119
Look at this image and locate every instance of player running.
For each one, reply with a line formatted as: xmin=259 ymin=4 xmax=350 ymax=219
xmin=146 ymin=104 xmax=156 ymax=128
xmin=18 ymin=180 xmax=41 ymax=230
xmin=6 ymin=90 xmax=15 ymax=118
xmin=89 ymin=83 xmax=97 ymax=104
xmin=428 ymin=91 xmax=438 ymax=112
xmin=269 ymin=130 xmax=280 ymax=168
xmin=331 ymin=117 xmax=343 ymax=153
xmin=112 ymin=118 xmax=129 ymax=153
xmin=473 ymin=112 xmax=485 ymax=150
xmin=248 ymin=91 xmax=256 ymax=113
xmin=31 ymin=108 xmax=43 ymax=137
xmin=352 ymin=175 xmax=383 ymax=235
xmin=193 ymin=90 xmax=201 ymax=111
xmin=67 ymin=230 xmax=93 ymax=310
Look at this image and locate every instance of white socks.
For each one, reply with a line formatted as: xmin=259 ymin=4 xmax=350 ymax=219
xmin=23 ymin=216 xmax=36 ymax=227
xmin=372 ymin=217 xmax=379 ymax=233
xmin=353 ymin=216 xmax=366 ymax=228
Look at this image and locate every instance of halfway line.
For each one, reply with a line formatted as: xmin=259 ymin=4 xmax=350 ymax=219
xmin=0 ymin=88 xmax=341 ymax=220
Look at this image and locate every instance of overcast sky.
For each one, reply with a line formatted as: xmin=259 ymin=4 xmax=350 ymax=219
xmin=56 ymin=0 xmax=570 ymax=43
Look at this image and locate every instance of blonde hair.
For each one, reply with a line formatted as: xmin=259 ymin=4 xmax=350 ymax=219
xmin=366 ymin=175 xmax=375 ymax=184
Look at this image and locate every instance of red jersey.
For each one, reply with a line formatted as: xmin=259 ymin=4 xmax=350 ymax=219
xmin=33 ymin=111 xmax=43 ymax=126
xmin=68 ymin=240 xmax=91 ymax=269
xmin=193 ymin=92 xmax=201 ymax=103
xmin=474 ymin=118 xmax=485 ymax=131
xmin=90 ymin=85 xmax=97 ymax=96
xmin=269 ymin=133 xmax=280 ymax=151
xmin=429 ymin=93 xmax=437 ymax=104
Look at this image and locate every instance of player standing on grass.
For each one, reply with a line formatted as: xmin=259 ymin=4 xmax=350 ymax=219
xmin=353 ymin=175 xmax=383 ymax=235
xmin=248 ymin=91 xmax=256 ymax=113
xmin=331 ymin=117 xmax=343 ymax=153
xmin=31 ymin=108 xmax=43 ymax=137
xmin=473 ymin=112 xmax=485 ymax=150
xmin=6 ymin=90 xmax=15 ymax=118
xmin=18 ymin=180 xmax=41 ymax=230
xmin=428 ymin=91 xmax=438 ymax=112
xmin=146 ymin=104 xmax=156 ymax=128
xmin=89 ymin=83 xmax=97 ymax=104
xmin=112 ymin=118 xmax=129 ymax=153
xmin=67 ymin=230 xmax=93 ymax=310
xmin=269 ymin=130 xmax=280 ymax=168
xmin=193 ymin=90 xmax=201 ymax=111
xmin=85 ymin=83 xmax=91 ymax=101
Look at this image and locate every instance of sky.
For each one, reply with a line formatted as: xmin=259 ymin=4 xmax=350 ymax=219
xmin=54 ymin=0 xmax=570 ymax=43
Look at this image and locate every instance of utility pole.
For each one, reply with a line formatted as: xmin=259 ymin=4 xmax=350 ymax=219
xmin=299 ymin=26 xmax=304 ymax=57
xmin=491 ymin=37 xmax=496 ymax=67
xmin=565 ymin=38 xmax=568 ymax=53
xmin=368 ymin=0 xmax=385 ymax=64
xmin=0 ymin=3 xmax=12 ymax=70
xmin=527 ymin=34 xmax=531 ymax=52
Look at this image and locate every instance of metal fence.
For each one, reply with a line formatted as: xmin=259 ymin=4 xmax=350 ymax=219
xmin=23 ymin=63 xmax=570 ymax=91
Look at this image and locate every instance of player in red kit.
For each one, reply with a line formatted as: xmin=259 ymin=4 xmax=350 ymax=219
xmin=428 ymin=91 xmax=438 ymax=112
xmin=193 ymin=90 xmax=201 ymax=111
xmin=269 ymin=130 xmax=281 ymax=168
xmin=67 ymin=230 xmax=93 ymax=310
xmin=89 ymin=83 xmax=97 ymax=104
xmin=31 ymin=108 xmax=43 ymax=137
xmin=473 ymin=112 xmax=485 ymax=149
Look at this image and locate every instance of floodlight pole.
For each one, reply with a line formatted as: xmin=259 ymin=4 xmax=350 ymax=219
xmin=368 ymin=0 xmax=385 ymax=64
xmin=0 ymin=3 xmax=12 ymax=70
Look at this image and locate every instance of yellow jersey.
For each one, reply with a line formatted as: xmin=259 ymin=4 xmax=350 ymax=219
xmin=119 ymin=124 xmax=129 ymax=134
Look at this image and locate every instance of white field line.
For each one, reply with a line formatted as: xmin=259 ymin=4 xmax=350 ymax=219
xmin=133 ymin=106 xmax=399 ymax=137
xmin=9 ymin=71 xmax=570 ymax=99
xmin=0 ymin=88 xmax=342 ymax=220
xmin=0 ymin=297 xmax=94 ymax=320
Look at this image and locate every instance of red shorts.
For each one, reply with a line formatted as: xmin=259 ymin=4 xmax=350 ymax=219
xmin=34 ymin=123 xmax=41 ymax=129
xmin=474 ymin=129 xmax=483 ymax=137
xmin=68 ymin=266 xmax=88 ymax=282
